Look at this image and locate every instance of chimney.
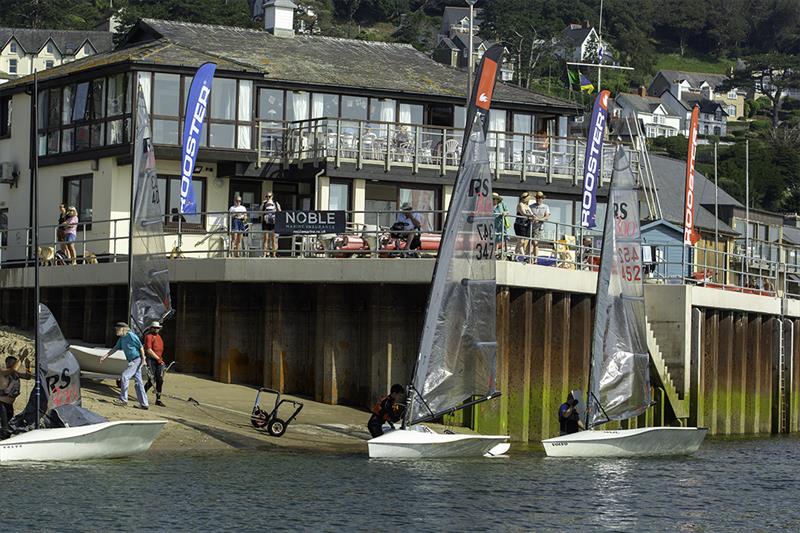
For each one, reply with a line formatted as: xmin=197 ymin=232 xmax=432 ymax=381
xmin=583 ymin=20 xmax=591 ymax=29
xmin=264 ymin=0 xmax=297 ymax=37
xmin=672 ymin=81 xmax=682 ymax=101
xmin=638 ymin=86 xmax=647 ymax=97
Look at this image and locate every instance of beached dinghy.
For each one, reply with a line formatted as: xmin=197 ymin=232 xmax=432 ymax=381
xmin=70 ymin=344 xmax=128 ymax=375
xmin=542 ymin=146 xmax=706 ymax=458
xmin=369 ymin=46 xmax=509 ymax=459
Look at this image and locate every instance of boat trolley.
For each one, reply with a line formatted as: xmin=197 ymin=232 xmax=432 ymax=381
xmin=250 ymin=387 xmax=304 ymax=437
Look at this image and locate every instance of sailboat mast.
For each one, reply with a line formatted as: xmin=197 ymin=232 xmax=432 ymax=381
xmin=126 ymin=87 xmax=138 ymax=330
xmin=31 ymin=71 xmax=41 ymax=429
xmin=585 ymin=168 xmax=616 ymax=430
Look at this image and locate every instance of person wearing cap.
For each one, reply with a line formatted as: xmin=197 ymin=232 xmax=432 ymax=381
xmin=393 ymin=202 xmax=422 ymax=253
xmin=143 ymin=321 xmax=166 ymax=407
xmin=492 ymin=192 xmax=510 ymax=258
xmin=101 ymin=322 xmax=149 ymax=409
xmin=229 ymin=196 xmax=248 ymax=257
xmin=529 ymin=191 xmax=551 ymax=260
xmin=513 ymin=192 xmax=535 ymax=260
xmin=260 ymin=192 xmax=281 ymax=258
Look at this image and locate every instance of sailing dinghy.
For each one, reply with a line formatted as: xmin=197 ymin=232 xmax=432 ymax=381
xmin=368 ymin=46 xmax=509 ymax=459
xmin=542 ymin=147 xmax=706 ymax=458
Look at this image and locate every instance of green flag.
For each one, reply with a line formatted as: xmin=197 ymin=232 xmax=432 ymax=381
xmin=567 ymin=69 xmax=580 ymax=88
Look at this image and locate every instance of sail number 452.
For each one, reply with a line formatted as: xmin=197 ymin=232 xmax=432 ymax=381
xmin=617 ymin=246 xmax=641 ymax=281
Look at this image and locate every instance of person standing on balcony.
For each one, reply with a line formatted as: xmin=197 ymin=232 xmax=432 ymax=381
xmin=229 ymin=196 xmax=247 ymax=257
xmin=514 ymin=192 xmax=534 ymax=261
xmin=529 ymin=191 xmax=551 ymax=260
xmin=492 ymin=193 xmax=510 ymax=259
xmin=260 ymin=192 xmax=281 ymax=258
xmin=56 ymin=203 xmax=67 ymax=254
xmin=63 ymin=206 xmax=79 ymax=265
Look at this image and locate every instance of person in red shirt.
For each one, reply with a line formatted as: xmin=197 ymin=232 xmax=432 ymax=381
xmin=143 ymin=321 xmax=166 ymax=407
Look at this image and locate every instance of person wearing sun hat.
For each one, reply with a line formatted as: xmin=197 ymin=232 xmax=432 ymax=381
xmin=143 ymin=321 xmax=167 ymax=407
xmin=393 ymin=202 xmax=422 ymax=252
xmin=101 ymin=322 xmax=149 ymax=409
xmin=514 ymin=192 xmax=535 ymax=260
xmin=492 ymin=192 xmax=510 ymax=258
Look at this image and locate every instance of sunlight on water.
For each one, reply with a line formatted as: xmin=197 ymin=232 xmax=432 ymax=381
xmin=4 ymin=436 xmax=799 ymax=531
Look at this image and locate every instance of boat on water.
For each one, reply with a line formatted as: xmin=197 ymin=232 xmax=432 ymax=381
xmin=542 ymin=146 xmax=707 ymax=458
xmin=0 ymin=79 xmax=167 ymax=462
xmin=369 ymin=45 xmax=509 ymax=459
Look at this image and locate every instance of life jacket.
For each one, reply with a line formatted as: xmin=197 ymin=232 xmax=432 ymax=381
xmin=372 ymin=395 xmax=392 ymax=421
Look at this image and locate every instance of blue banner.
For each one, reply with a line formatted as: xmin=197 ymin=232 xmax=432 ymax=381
xmin=180 ymin=63 xmax=216 ymax=214
xmin=580 ymin=90 xmax=610 ymax=229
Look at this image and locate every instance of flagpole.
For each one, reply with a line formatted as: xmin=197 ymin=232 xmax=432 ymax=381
xmin=597 ymin=0 xmax=604 ymax=92
xmin=31 ymin=70 xmax=41 ymax=429
xmin=714 ymin=142 xmax=719 ymax=273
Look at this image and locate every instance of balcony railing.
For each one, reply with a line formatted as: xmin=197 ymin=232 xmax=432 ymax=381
xmin=4 ymin=210 xmax=800 ymax=300
xmin=256 ymin=118 xmax=641 ymax=182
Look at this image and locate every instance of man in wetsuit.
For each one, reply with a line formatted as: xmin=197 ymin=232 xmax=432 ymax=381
xmin=558 ymin=392 xmax=584 ymax=436
xmin=367 ymin=383 xmax=406 ymax=438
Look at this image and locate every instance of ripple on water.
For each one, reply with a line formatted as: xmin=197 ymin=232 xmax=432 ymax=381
xmin=3 ymin=436 xmax=799 ymax=531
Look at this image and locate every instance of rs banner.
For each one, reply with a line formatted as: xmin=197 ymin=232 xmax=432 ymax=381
xmin=683 ymin=105 xmax=700 ymax=245
xmin=580 ymin=90 xmax=610 ymax=229
xmin=180 ymin=62 xmax=216 ymax=214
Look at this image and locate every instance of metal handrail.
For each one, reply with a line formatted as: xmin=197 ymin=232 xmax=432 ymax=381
xmin=2 ymin=209 xmax=799 ymax=299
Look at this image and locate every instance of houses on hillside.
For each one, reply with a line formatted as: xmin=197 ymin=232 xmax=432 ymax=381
xmin=648 ymin=69 xmax=744 ymax=122
xmin=0 ymin=28 xmax=114 ymax=84
xmin=432 ymin=6 xmax=513 ymax=81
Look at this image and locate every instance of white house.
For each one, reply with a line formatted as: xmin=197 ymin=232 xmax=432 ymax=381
xmin=0 ymin=28 xmax=114 ymax=84
xmin=648 ymin=70 xmax=743 ymax=122
xmin=559 ymin=22 xmax=612 ymax=63
xmin=612 ymin=91 xmax=682 ymax=139
xmin=658 ymin=88 xmax=728 ymax=137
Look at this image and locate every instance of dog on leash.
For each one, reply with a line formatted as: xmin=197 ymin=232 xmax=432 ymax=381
xmin=38 ymin=246 xmax=55 ymax=266
xmin=83 ymin=252 xmax=98 ymax=264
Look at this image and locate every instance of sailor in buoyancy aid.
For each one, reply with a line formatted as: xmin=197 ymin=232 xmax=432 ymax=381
xmin=368 ymin=384 xmax=406 ymax=438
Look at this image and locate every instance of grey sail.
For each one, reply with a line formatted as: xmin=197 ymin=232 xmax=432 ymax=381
xmin=408 ymin=114 xmax=497 ymax=425
xmin=14 ymin=304 xmax=81 ymax=427
xmin=588 ymin=146 xmax=652 ymax=427
xmin=130 ymin=84 xmax=173 ymax=335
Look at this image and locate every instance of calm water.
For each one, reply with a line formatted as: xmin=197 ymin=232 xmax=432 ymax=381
xmin=5 ymin=436 xmax=800 ymax=532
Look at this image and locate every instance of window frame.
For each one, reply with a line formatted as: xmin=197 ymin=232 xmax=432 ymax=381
xmin=157 ymin=175 xmax=207 ymax=230
xmin=9 ymin=59 xmax=17 ymax=74
xmin=62 ymin=173 xmax=93 ymax=231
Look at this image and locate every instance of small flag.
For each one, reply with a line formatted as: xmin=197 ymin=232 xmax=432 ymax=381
xmin=580 ymin=73 xmax=595 ymax=94
xmin=567 ymin=69 xmax=580 ymax=89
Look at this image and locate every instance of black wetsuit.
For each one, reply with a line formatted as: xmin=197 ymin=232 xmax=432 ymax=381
xmin=559 ymin=402 xmax=580 ymax=436
xmin=368 ymin=395 xmax=405 ymax=438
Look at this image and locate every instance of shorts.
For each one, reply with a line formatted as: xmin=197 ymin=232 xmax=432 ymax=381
xmin=531 ymin=223 xmax=543 ymax=240
xmin=65 ymin=233 xmax=77 ymax=243
xmin=262 ymin=221 xmax=275 ymax=231
xmin=232 ymin=219 xmax=246 ymax=233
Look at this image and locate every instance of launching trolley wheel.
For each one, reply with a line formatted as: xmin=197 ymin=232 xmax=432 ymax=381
xmin=267 ymin=418 xmax=287 ymax=437
xmin=251 ymin=407 xmax=269 ymax=429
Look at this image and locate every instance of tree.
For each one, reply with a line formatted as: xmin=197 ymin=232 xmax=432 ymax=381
xmin=655 ymin=0 xmax=707 ymax=56
xmin=725 ymin=53 xmax=800 ymax=128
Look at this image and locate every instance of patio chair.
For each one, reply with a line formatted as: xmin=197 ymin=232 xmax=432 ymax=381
xmin=444 ymin=139 xmax=461 ymax=166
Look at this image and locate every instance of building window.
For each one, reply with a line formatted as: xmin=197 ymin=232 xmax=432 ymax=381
xmin=63 ymin=174 xmax=93 ymax=225
xmin=9 ymin=42 xmax=17 ymax=53
xmin=156 ymin=176 xmax=206 ymax=227
xmin=9 ymin=59 xmax=17 ymax=74
xmin=727 ymin=89 xmax=737 ymax=99
xmin=311 ymin=93 xmax=339 ymax=119
xmin=153 ymin=73 xmax=180 ymax=145
xmin=46 ymin=42 xmax=54 ymax=54
xmin=328 ymin=181 xmax=350 ymax=211
xmin=84 ymin=44 xmax=92 ymax=55
xmin=205 ymin=77 xmax=251 ymax=149
xmin=45 ymin=60 xmax=54 ymax=69
xmin=0 ymin=96 xmax=10 ymax=137
xmin=727 ymin=105 xmax=736 ymax=118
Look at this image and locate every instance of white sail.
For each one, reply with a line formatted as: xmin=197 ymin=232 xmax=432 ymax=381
xmin=130 ymin=85 xmax=173 ymax=335
xmin=588 ymin=146 xmax=652 ymax=427
xmin=408 ymin=115 xmax=497 ymax=425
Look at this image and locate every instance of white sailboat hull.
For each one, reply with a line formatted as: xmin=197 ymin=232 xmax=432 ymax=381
xmin=542 ymin=427 xmax=707 ymax=458
xmin=0 ymin=420 xmax=165 ymax=462
xmin=368 ymin=428 xmax=510 ymax=459
xmin=70 ymin=344 xmax=128 ymax=376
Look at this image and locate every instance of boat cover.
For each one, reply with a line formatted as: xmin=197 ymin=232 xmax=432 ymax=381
xmin=588 ymin=147 xmax=652 ymax=427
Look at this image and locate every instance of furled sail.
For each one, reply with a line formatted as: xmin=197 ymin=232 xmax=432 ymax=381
xmin=588 ymin=146 xmax=652 ymax=427
xmin=13 ymin=304 xmax=81 ymax=427
xmin=407 ymin=45 xmax=504 ymax=426
xmin=130 ymin=85 xmax=173 ymax=335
